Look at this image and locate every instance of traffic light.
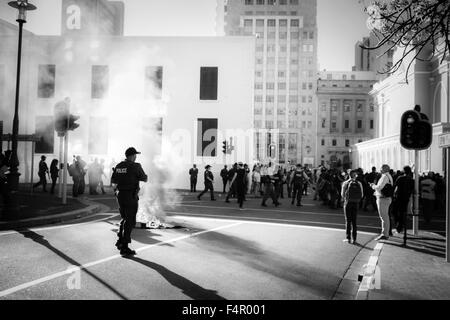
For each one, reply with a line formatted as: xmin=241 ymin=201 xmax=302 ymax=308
xmin=54 ymin=100 xmax=69 ymax=133
xmin=68 ymin=114 xmax=80 ymax=131
xmin=222 ymin=140 xmax=227 ymax=154
xmin=400 ymin=106 xmax=432 ymax=150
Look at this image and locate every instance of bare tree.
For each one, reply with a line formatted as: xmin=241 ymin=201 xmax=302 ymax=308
xmin=360 ymin=0 xmax=450 ymax=83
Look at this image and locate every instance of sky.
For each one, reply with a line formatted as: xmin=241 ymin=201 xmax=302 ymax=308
xmin=0 ymin=0 xmax=371 ymax=71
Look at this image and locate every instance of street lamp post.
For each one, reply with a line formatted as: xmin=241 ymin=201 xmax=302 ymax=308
xmin=4 ymin=0 xmax=36 ymax=218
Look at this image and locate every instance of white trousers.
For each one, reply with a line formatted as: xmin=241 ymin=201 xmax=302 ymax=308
xmin=376 ymin=197 xmax=392 ymax=237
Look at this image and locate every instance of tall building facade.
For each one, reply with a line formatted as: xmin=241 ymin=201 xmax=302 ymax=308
xmin=316 ymin=71 xmax=377 ymax=169
xmin=353 ymin=32 xmax=394 ymax=81
xmin=218 ymin=0 xmax=318 ymax=166
xmin=61 ymin=0 xmax=124 ymax=36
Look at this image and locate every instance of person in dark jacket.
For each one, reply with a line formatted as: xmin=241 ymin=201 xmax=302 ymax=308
xmin=33 ymin=155 xmax=49 ymax=192
xmin=393 ymin=166 xmax=414 ymax=233
xmin=220 ymin=165 xmax=228 ymax=193
xmin=111 ymin=147 xmax=148 ymax=256
xmin=229 ymin=162 xmax=246 ymax=209
xmin=50 ymin=159 xmax=59 ymax=194
xmin=197 ymin=165 xmax=216 ymax=201
xmin=189 ymin=164 xmax=198 ymax=192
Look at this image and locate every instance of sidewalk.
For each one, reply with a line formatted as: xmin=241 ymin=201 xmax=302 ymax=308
xmin=0 ymin=184 xmax=107 ymax=230
xmin=357 ymin=230 xmax=450 ymax=300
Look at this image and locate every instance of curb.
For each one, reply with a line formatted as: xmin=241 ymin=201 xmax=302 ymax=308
xmin=0 ymin=197 xmax=110 ymax=230
xmin=355 ymin=241 xmax=384 ymax=300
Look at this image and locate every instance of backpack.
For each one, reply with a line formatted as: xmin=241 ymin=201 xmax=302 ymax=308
xmin=292 ymin=171 xmax=305 ymax=186
xmin=346 ymin=180 xmax=362 ymax=203
xmin=381 ymin=182 xmax=394 ymax=198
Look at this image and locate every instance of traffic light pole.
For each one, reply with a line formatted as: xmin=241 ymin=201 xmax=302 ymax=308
xmin=413 ymin=150 xmax=419 ymax=236
xmin=62 ymin=132 xmax=68 ymax=205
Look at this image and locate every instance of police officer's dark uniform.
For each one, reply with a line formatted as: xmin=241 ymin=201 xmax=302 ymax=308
xmin=111 ymin=147 xmax=148 ymax=256
xmin=189 ymin=165 xmax=198 ymax=192
xmin=197 ymin=165 xmax=216 ymax=201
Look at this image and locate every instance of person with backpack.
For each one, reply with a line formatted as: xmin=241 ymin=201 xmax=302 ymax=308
xmin=370 ymin=164 xmax=394 ymax=241
xmin=290 ymin=164 xmax=309 ymax=207
xmin=341 ymin=170 xmax=364 ymax=244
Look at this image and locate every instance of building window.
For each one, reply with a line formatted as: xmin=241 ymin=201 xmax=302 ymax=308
xmin=266 ymin=121 xmax=274 ymax=129
xmin=278 ymin=95 xmax=286 ymax=102
xmin=308 ymin=96 xmax=312 ymax=103
xmin=256 ymin=0 xmax=264 ymax=5
xmin=38 ymin=64 xmax=56 ymax=98
xmin=278 ymin=82 xmax=286 ymax=90
xmin=290 ymin=0 xmax=299 ymax=5
xmin=344 ymin=100 xmax=351 ymax=112
xmin=357 ymin=119 xmax=363 ymax=129
xmin=289 ymin=95 xmax=298 ymax=103
xmin=277 ymin=108 xmax=286 ymax=115
xmin=256 ymin=71 xmax=263 ymax=77
xmin=288 ymin=120 xmax=296 ymax=128
xmin=255 ymin=95 xmax=263 ymax=102
xmin=321 ymin=139 xmax=325 ymax=146
xmin=277 ymin=120 xmax=285 ymax=129
xmin=255 ymin=83 xmax=263 ymax=90
xmin=256 ymin=19 xmax=264 ymax=26
xmin=290 ymin=32 xmax=299 ymax=39
xmin=308 ymin=82 xmax=313 ymax=90
xmin=268 ymin=19 xmax=276 ymax=26
xmin=245 ymin=0 xmax=253 ymax=4
xmin=266 ymin=82 xmax=275 ymax=90
xmin=266 ymin=96 xmax=274 ymax=103
xmin=279 ymin=0 xmax=287 ymax=4
xmin=290 ymin=19 xmax=299 ymax=27
xmin=309 ymin=31 xmax=314 ymax=39
xmin=278 ymin=71 xmax=286 ymax=77
xmin=197 ymin=118 xmax=218 ymax=157
xmin=345 ymin=139 xmax=350 ymax=147
xmin=370 ymin=119 xmax=374 ymax=129
xmin=332 ymin=139 xmax=337 ymax=146
xmin=307 ymin=121 xmax=312 ymax=129
xmin=342 ymin=74 xmax=347 ymax=80
xmin=145 ymin=66 xmax=163 ymax=100
xmin=91 ymin=65 xmax=109 ymax=99
xmin=279 ymin=19 xmax=287 ymax=27
xmin=35 ymin=116 xmax=54 ymax=154
xmin=89 ymin=117 xmax=108 ymax=155
xmin=351 ymin=74 xmax=356 ymax=80
xmin=254 ymin=107 xmax=263 ymax=115
xmin=244 ymin=19 xmax=253 ymax=27
xmin=344 ymin=119 xmax=349 ymax=129
xmin=369 ymin=103 xmax=374 ymax=112
xmin=331 ymin=100 xmax=338 ymax=112
xmin=200 ymin=67 xmax=218 ymax=100
xmin=254 ymin=120 xmax=262 ymax=128
xmin=302 ymin=83 xmax=307 ymax=90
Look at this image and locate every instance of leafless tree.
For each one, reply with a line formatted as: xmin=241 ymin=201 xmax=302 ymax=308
xmin=360 ymin=0 xmax=450 ymax=83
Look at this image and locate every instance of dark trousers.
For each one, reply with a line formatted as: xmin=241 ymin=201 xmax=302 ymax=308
xmin=302 ymin=183 xmax=308 ymax=195
xmin=226 ymin=182 xmax=236 ymax=200
xmin=50 ymin=176 xmax=58 ymax=194
xmin=198 ymin=182 xmax=215 ymax=200
xmin=364 ymin=194 xmax=377 ymax=211
xmin=116 ymin=190 xmax=138 ymax=245
xmin=422 ymin=199 xmax=434 ymax=223
xmin=72 ymin=176 xmax=80 ymax=197
xmin=33 ymin=173 xmax=47 ymax=191
xmin=78 ymin=176 xmax=85 ymax=195
xmin=237 ymin=185 xmax=245 ymax=208
xmin=393 ymin=197 xmax=409 ymax=232
xmin=262 ymin=183 xmax=277 ymax=205
xmin=291 ymin=184 xmax=303 ymax=205
xmin=190 ymin=178 xmax=197 ymax=192
xmin=344 ymin=202 xmax=358 ymax=241
xmin=222 ymin=179 xmax=227 ymax=193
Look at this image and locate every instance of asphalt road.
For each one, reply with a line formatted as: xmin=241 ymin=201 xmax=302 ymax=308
xmin=0 ymin=191 xmax=444 ymax=300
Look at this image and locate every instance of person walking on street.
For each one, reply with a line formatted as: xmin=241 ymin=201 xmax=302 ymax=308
xmin=76 ymin=156 xmax=87 ymax=195
xmin=111 ymin=147 xmax=148 ymax=256
xmin=68 ymin=158 xmax=80 ymax=197
xmin=370 ymin=164 xmax=394 ymax=241
xmin=261 ymin=165 xmax=280 ymax=207
xmin=49 ymin=159 xmax=59 ymax=195
xmin=197 ymin=165 xmax=216 ymax=201
xmin=393 ymin=166 xmax=414 ymax=232
xmin=220 ymin=165 xmax=228 ymax=193
xmin=341 ymin=170 xmax=364 ymax=244
xmin=420 ymin=172 xmax=436 ymax=224
xmin=189 ymin=164 xmax=198 ymax=192
xmin=290 ymin=164 xmax=309 ymax=207
xmin=225 ymin=163 xmax=238 ymax=202
xmin=33 ymin=155 xmax=50 ymax=192
xmin=251 ymin=166 xmax=262 ymax=198
xmin=229 ymin=162 xmax=246 ymax=209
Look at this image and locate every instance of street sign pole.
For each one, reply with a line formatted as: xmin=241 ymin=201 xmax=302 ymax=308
xmin=447 ymin=147 xmax=450 ymax=263
xmin=62 ymin=132 xmax=68 ymax=205
xmin=58 ymin=134 xmax=63 ymax=198
xmin=413 ymin=150 xmax=419 ymax=236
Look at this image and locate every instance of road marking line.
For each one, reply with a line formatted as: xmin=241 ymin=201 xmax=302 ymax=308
xmin=0 ymin=221 xmax=243 ymax=298
xmin=177 ymin=204 xmax=380 ymax=219
xmin=0 ymin=213 xmax=119 ymax=237
xmin=169 ymin=213 xmax=378 ymax=235
xmin=356 ymin=242 xmax=384 ymax=299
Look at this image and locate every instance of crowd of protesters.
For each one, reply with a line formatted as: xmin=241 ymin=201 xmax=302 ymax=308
xmin=191 ymin=162 xmax=446 ymax=240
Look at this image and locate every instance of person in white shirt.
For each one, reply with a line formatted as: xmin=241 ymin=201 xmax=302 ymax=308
xmin=370 ymin=164 xmax=394 ymax=240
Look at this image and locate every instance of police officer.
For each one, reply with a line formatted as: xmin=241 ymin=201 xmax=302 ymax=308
xmin=197 ymin=165 xmax=216 ymax=201
xmin=111 ymin=147 xmax=148 ymax=256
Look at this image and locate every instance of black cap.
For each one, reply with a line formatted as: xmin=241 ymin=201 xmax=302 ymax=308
xmin=125 ymin=147 xmax=141 ymax=157
xmin=205 ymin=165 xmax=211 ymax=169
